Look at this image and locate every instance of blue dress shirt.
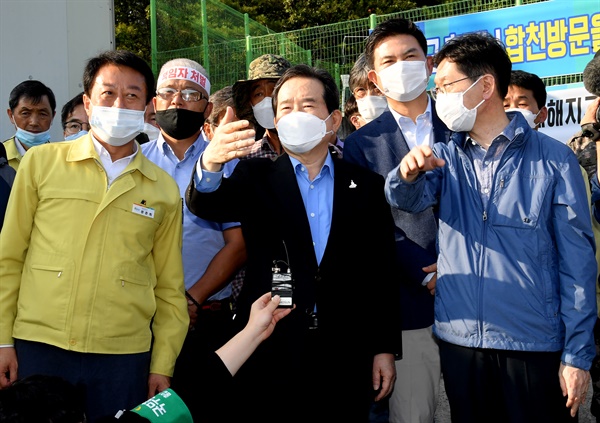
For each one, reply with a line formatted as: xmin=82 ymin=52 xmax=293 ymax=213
xmin=142 ymin=133 xmax=239 ymax=297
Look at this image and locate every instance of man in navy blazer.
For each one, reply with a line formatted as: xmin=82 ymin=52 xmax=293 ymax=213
xmin=186 ymin=64 xmax=402 ymax=423
xmin=344 ymin=18 xmax=451 ymax=423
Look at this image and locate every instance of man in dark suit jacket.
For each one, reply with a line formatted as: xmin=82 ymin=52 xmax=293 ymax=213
xmin=0 ymin=142 xmax=16 ymax=232
xmin=186 ymin=64 xmax=402 ymax=423
xmin=344 ymin=18 xmax=451 ymax=423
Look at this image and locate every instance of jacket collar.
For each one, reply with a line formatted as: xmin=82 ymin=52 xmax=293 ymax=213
xmin=3 ymin=137 xmax=22 ymax=162
xmin=66 ymin=133 xmax=160 ymax=181
xmin=452 ymin=111 xmax=530 ymax=150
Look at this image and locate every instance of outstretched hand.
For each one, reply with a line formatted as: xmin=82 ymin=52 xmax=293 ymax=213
xmin=248 ymin=293 xmax=294 ymax=343
xmin=399 ymin=145 xmax=446 ymax=182
xmin=215 ymin=293 xmax=294 ymax=376
xmin=201 ymin=106 xmax=256 ymax=171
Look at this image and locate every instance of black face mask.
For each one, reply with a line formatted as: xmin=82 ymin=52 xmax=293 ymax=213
xmin=155 ymin=108 xmax=206 ymax=140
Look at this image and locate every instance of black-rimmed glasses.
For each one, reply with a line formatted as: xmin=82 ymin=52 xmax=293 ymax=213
xmin=64 ymin=120 xmax=90 ymax=134
xmin=430 ymin=75 xmax=480 ymax=100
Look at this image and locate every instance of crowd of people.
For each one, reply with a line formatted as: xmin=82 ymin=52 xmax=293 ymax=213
xmin=0 ymin=16 xmax=599 ymax=423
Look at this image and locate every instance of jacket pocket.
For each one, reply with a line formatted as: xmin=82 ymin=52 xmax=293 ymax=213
xmin=18 ymin=258 xmax=74 ymax=332
xmin=492 ymin=173 xmax=551 ymax=229
xmin=100 ymin=264 xmax=156 ymax=338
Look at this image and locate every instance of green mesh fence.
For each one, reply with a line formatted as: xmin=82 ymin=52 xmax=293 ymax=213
xmin=152 ymin=0 xmax=560 ymax=94
xmin=543 ymin=73 xmax=584 ymax=87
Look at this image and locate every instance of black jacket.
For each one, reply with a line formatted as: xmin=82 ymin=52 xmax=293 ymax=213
xmin=186 ymin=153 xmax=402 ymax=422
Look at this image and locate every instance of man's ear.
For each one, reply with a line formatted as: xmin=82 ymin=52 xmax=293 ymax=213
xmin=83 ymin=94 xmax=92 ymax=118
xmin=6 ymin=108 xmax=13 ymax=123
xmin=204 ymin=102 xmax=213 ymax=120
xmin=349 ymin=114 xmax=361 ymax=130
xmin=203 ymin=121 xmax=214 ymax=141
xmin=536 ymin=106 xmax=548 ymax=126
xmin=481 ymin=74 xmax=496 ymax=100
xmin=367 ymin=69 xmax=379 ymax=87
xmin=426 ymin=56 xmax=434 ymax=76
xmin=330 ymin=109 xmax=343 ymax=132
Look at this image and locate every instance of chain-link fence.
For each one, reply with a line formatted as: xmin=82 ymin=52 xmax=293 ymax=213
xmin=152 ymin=0 xmax=576 ymax=94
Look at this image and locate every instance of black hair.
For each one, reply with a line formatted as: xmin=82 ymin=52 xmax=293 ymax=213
xmin=434 ymin=32 xmax=512 ymax=99
xmin=207 ymin=85 xmax=235 ymax=125
xmin=364 ymin=18 xmax=428 ymax=69
xmin=8 ymin=80 xmax=56 ymax=113
xmin=61 ymin=92 xmax=85 ymax=129
xmin=344 ymin=94 xmax=359 ymax=117
xmin=509 ymin=70 xmax=547 ymax=109
xmin=0 ymin=374 xmax=86 ymax=423
xmin=83 ymin=50 xmax=155 ymax=104
xmin=272 ymin=64 xmax=339 ymax=114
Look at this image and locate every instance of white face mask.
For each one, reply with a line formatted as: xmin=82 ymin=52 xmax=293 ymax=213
xmin=89 ymin=105 xmax=145 ymax=146
xmin=252 ymin=97 xmax=276 ymax=129
xmin=65 ymin=130 xmax=88 ymax=141
xmin=143 ymin=122 xmax=161 ymax=141
xmin=375 ymin=61 xmax=429 ymax=102
xmin=435 ymin=76 xmax=485 ymax=132
xmin=277 ymin=112 xmax=333 ymax=154
xmin=505 ymin=108 xmax=540 ymax=129
xmin=356 ymin=96 xmax=388 ymax=122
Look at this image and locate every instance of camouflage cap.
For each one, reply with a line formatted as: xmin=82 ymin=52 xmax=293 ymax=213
xmin=246 ymin=54 xmax=291 ymax=81
xmin=232 ymin=54 xmax=291 ymax=115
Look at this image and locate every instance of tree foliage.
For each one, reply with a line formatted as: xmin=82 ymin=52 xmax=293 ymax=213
xmin=114 ymin=0 xmax=151 ymax=63
xmin=115 ymin=0 xmax=444 ymax=64
xmin=221 ymin=0 xmax=443 ymax=31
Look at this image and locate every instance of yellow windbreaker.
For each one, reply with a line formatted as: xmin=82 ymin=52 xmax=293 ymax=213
xmin=2 ymin=137 xmax=22 ymax=171
xmin=0 ymin=134 xmax=188 ymax=376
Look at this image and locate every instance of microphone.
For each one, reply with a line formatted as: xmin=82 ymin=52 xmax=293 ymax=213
xmin=583 ymin=50 xmax=600 ymax=122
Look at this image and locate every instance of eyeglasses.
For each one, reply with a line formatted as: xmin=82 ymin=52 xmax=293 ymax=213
xmin=352 ymin=86 xmax=382 ymax=99
xmin=156 ymin=87 xmax=207 ymax=102
xmin=430 ymin=75 xmax=480 ymax=100
xmin=64 ymin=120 xmax=90 ymax=134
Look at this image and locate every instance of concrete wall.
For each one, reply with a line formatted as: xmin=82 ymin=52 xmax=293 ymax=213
xmin=0 ymin=0 xmax=114 ymax=142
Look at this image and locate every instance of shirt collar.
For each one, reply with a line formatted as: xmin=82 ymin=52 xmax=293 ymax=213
xmin=91 ymin=133 xmax=138 ymax=163
xmin=466 ymin=112 xmax=523 ymax=148
xmin=389 ymin=95 xmax=432 ymax=127
xmin=289 ymin=150 xmax=335 ymax=179
xmin=157 ymin=131 xmax=207 ymax=158
xmin=13 ymin=136 xmax=27 ymax=156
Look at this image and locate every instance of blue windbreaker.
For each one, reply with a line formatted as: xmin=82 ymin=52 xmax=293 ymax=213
xmin=386 ymin=113 xmax=597 ymax=370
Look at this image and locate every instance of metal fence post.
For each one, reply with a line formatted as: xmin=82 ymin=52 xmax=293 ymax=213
xmin=150 ymin=0 xmax=158 ymax=76
xmin=245 ymin=13 xmax=252 ymax=73
xmin=369 ymin=13 xmax=377 ymax=32
xmin=202 ymin=0 xmax=210 ymax=74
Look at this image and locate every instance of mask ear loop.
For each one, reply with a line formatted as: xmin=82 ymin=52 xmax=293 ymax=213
xmin=323 ymin=112 xmax=335 ymax=137
xmin=463 ymin=75 xmax=486 ymax=111
xmin=531 ymin=110 xmax=541 ymax=127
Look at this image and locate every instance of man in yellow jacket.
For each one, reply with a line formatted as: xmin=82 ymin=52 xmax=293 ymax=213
xmin=0 ymin=50 xmax=189 ymax=423
xmin=3 ymin=80 xmax=56 ymax=170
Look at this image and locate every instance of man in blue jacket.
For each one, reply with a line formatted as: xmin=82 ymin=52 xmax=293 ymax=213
xmin=386 ymin=32 xmax=597 ymax=422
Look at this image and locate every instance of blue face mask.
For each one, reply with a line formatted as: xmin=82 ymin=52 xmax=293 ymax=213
xmin=15 ymin=127 xmax=51 ymax=148
xmin=65 ymin=130 xmax=88 ymax=141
